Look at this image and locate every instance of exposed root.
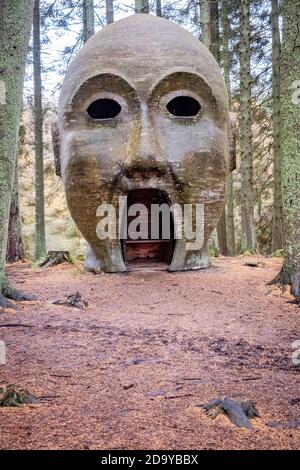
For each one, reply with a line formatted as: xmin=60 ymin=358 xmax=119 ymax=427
xmin=291 ymin=273 xmax=300 ymax=301
xmin=0 ymin=293 xmax=18 ymax=310
xmin=268 ymin=268 xmax=300 ymax=304
xmin=0 ymin=274 xmax=36 ymax=310
xmin=268 ymin=266 xmax=286 ymax=286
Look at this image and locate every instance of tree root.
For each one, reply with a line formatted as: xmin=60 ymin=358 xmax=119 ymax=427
xmin=268 ymin=267 xmax=300 ymax=304
xmin=196 ymin=397 xmax=260 ymax=429
xmin=0 ymin=274 xmax=36 ymax=311
xmin=268 ymin=266 xmax=286 ymax=286
xmin=0 ymin=293 xmax=18 ymax=310
xmin=291 ymin=273 xmax=300 ymax=301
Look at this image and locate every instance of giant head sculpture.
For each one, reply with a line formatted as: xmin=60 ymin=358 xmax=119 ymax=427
xmin=53 ymin=14 xmax=229 ymax=273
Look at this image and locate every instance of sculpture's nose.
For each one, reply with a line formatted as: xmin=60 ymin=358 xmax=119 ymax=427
xmin=124 ymin=104 xmax=167 ymax=178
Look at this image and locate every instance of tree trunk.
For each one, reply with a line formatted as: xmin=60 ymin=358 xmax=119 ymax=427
xmin=271 ymin=0 xmax=283 ymax=253
xmin=105 ymin=0 xmax=114 ymax=25
xmin=33 ymin=0 xmax=46 ymax=261
xmin=0 ymin=0 xmax=35 ymax=308
xmin=221 ymin=0 xmax=235 ymax=256
xmin=6 ymin=148 xmax=24 ymax=263
xmin=199 ymin=0 xmax=211 ymax=48
xmin=156 ymin=0 xmax=162 ymax=17
xmin=209 ymin=0 xmax=220 ymax=61
xmin=239 ymin=0 xmax=256 ymax=252
xmin=281 ymin=0 xmax=300 ymax=298
xmin=209 ymin=0 xmax=228 ymax=256
xmin=83 ymin=0 xmax=95 ymax=43
xmin=135 ymin=1 xmax=150 ymax=14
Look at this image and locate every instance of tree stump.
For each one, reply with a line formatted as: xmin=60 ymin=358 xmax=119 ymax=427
xmin=40 ymin=251 xmax=72 ymax=268
xmin=0 ymin=384 xmax=39 ymax=407
xmin=197 ymin=397 xmax=260 ymax=429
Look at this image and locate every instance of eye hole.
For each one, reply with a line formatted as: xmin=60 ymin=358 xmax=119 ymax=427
xmin=166 ymin=96 xmax=201 ymax=117
xmin=87 ymin=99 xmax=121 ymax=119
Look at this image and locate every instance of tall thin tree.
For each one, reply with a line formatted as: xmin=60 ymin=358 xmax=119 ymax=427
xmin=0 ymin=0 xmax=35 ymax=308
xmin=6 ymin=127 xmax=25 ymax=263
xmin=271 ymin=0 xmax=283 ymax=252
xmin=33 ymin=0 xmax=46 ymax=260
xmin=209 ymin=0 xmax=228 ymax=256
xmin=239 ymin=0 xmax=256 ymax=252
xmin=281 ymin=0 xmax=300 ymax=298
xmin=156 ymin=0 xmax=162 ymax=17
xmin=105 ymin=0 xmax=114 ymax=25
xmin=221 ymin=0 xmax=235 ymax=256
xmin=83 ymin=0 xmax=95 ymax=42
xmin=199 ymin=0 xmax=211 ymax=48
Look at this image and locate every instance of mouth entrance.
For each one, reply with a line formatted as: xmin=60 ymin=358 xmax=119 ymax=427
xmin=121 ymin=189 xmax=175 ymax=270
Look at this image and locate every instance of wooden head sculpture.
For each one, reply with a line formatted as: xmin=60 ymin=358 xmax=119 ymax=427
xmin=53 ymin=14 xmax=229 ymax=272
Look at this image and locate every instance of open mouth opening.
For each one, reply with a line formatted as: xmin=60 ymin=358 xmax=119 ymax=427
xmin=121 ymin=189 xmax=175 ymax=270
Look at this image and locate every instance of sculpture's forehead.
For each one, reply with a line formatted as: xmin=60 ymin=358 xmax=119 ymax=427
xmin=58 ymin=15 xmax=227 ymax=115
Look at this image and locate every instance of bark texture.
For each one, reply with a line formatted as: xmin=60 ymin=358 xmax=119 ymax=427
xmin=210 ymin=0 xmax=228 ymax=256
xmin=135 ymin=1 xmax=150 ymax=14
xmin=0 ymin=0 xmax=35 ymax=306
xmin=239 ymin=0 xmax=256 ymax=252
xmin=222 ymin=0 xmax=235 ymax=256
xmin=33 ymin=0 xmax=46 ymax=260
xmin=83 ymin=0 xmax=95 ymax=43
xmin=281 ymin=0 xmax=300 ymax=298
xmin=200 ymin=0 xmax=211 ymax=48
xmin=271 ymin=0 xmax=283 ymax=252
xmin=6 ymin=155 xmax=24 ymax=263
xmin=105 ymin=0 xmax=114 ymax=25
xmin=156 ymin=0 xmax=162 ymax=17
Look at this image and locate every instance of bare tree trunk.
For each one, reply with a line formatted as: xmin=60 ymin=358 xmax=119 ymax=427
xmin=271 ymin=0 xmax=283 ymax=252
xmin=209 ymin=0 xmax=220 ymax=61
xmin=156 ymin=0 xmax=162 ymax=17
xmin=209 ymin=0 xmax=228 ymax=256
xmin=199 ymin=0 xmax=211 ymax=48
xmin=281 ymin=0 xmax=300 ymax=298
xmin=239 ymin=0 xmax=256 ymax=252
xmin=0 ymin=0 xmax=35 ymax=308
xmin=33 ymin=0 xmax=46 ymax=261
xmin=221 ymin=0 xmax=235 ymax=256
xmin=105 ymin=0 xmax=114 ymax=25
xmin=6 ymin=140 xmax=24 ymax=263
xmin=83 ymin=0 xmax=95 ymax=42
xmin=135 ymin=1 xmax=150 ymax=14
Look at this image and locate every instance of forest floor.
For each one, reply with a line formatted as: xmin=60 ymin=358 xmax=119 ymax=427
xmin=0 ymin=256 xmax=299 ymax=450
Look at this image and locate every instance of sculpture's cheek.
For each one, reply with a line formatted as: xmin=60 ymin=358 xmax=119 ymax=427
xmin=154 ymin=120 xmax=228 ymax=244
xmin=61 ymin=127 xmax=132 ymax=172
xmin=178 ymin=150 xmax=226 ymax=241
xmin=59 ymin=132 xmax=123 ymax=245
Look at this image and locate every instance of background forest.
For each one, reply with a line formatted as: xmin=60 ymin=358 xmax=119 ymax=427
xmin=3 ymin=0 xmax=300 ymax=296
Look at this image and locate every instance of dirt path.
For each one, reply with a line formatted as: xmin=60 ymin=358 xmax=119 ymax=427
xmin=0 ymin=256 xmax=299 ymax=449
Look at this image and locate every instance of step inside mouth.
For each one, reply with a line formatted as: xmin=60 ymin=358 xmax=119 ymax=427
xmin=121 ymin=189 xmax=175 ymax=269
